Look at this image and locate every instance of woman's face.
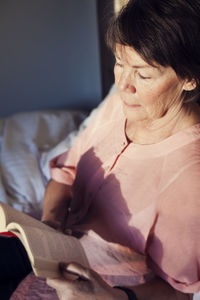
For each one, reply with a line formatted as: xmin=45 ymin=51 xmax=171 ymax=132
xmin=114 ymin=44 xmax=187 ymax=124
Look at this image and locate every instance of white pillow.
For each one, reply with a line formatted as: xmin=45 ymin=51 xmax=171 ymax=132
xmin=0 ymin=110 xmax=85 ymax=213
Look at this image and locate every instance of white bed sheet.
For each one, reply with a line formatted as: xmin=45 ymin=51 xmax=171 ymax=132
xmin=0 ymin=85 xmax=114 ymax=214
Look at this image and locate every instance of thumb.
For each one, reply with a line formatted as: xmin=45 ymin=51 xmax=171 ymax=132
xmin=59 ymin=262 xmax=91 ymax=281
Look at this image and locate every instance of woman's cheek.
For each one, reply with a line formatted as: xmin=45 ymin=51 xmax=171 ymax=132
xmin=141 ymin=94 xmax=165 ymax=120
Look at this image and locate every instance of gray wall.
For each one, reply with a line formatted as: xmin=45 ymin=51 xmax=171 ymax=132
xmin=0 ymin=0 xmax=101 ymax=117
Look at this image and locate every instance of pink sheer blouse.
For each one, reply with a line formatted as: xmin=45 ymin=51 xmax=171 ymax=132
xmin=50 ymin=92 xmax=200 ymax=293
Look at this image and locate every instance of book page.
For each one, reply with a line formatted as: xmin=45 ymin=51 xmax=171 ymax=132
xmin=32 ymin=257 xmax=60 ymax=278
xmin=0 ymin=202 xmax=55 ymax=233
xmin=7 ymin=222 xmax=89 ymax=278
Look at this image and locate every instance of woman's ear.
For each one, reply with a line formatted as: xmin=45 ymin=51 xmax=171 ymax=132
xmin=183 ymin=79 xmax=197 ymax=91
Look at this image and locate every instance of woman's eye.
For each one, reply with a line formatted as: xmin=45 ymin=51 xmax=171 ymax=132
xmin=138 ymin=73 xmax=151 ymax=80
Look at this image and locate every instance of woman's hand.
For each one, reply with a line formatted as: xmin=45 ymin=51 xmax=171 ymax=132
xmin=46 ymin=262 xmax=128 ymax=300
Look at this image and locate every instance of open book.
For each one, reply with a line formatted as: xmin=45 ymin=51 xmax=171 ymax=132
xmin=0 ymin=202 xmax=89 ymax=279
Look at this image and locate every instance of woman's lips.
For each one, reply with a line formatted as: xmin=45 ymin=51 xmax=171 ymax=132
xmin=123 ymin=101 xmax=141 ymax=108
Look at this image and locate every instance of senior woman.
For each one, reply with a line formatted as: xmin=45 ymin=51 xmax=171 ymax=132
xmin=42 ymin=0 xmax=200 ymax=299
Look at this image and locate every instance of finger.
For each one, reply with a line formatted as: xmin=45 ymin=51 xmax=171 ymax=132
xmin=65 ymin=213 xmax=82 ymax=227
xmin=64 ymin=229 xmax=84 ymax=239
xmin=60 ymin=262 xmax=91 ymax=281
xmin=65 ymin=206 xmax=89 ymax=226
xmin=59 ymin=263 xmax=80 ymax=281
xmin=64 ymin=224 xmax=85 ymax=236
xmin=42 ymin=220 xmax=62 ymax=231
xmin=60 ymin=263 xmax=89 ymax=281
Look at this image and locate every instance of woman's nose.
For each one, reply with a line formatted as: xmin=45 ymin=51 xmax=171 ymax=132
xmin=117 ymin=70 xmax=136 ymax=93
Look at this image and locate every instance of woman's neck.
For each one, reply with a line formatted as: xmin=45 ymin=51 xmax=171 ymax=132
xmin=126 ymin=102 xmax=200 ymax=145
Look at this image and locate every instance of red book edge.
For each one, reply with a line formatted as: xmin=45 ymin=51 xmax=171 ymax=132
xmin=0 ymin=231 xmax=18 ymax=238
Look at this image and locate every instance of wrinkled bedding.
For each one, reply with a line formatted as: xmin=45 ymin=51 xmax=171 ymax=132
xmin=0 ymin=109 xmax=86 ymax=214
xmin=0 ymin=85 xmax=112 ymax=215
xmin=10 ymin=273 xmax=58 ymax=300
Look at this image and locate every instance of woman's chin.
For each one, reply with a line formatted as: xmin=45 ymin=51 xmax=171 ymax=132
xmin=123 ymin=106 xmax=148 ymax=123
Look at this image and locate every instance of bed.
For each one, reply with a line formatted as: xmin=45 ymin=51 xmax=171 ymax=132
xmin=0 ymin=86 xmax=114 ymax=216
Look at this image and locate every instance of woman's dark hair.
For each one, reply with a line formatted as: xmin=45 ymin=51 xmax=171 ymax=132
xmin=107 ymin=0 xmax=200 ymax=102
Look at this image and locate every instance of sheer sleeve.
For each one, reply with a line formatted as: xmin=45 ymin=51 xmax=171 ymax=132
xmin=147 ymin=162 xmax=200 ymax=293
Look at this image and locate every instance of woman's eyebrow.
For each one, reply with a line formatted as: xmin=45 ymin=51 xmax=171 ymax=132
xmin=132 ymin=64 xmax=150 ymax=69
xmin=115 ymin=54 xmax=161 ymax=71
xmin=115 ymin=56 xmax=149 ymax=68
xmin=132 ymin=64 xmax=161 ymax=71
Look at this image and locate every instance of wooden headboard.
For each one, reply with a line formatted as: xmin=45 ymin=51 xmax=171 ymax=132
xmin=96 ymin=0 xmax=115 ymax=99
xmin=96 ymin=0 xmax=129 ymax=98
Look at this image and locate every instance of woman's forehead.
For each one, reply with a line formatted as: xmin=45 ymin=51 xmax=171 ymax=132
xmin=115 ymin=44 xmax=160 ymax=70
